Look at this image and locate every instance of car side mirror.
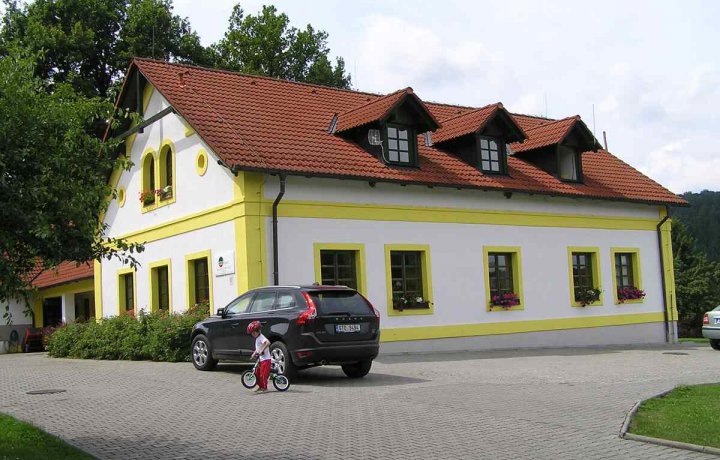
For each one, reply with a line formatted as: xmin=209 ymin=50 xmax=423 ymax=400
xmin=217 ymin=308 xmax=226 ymax=318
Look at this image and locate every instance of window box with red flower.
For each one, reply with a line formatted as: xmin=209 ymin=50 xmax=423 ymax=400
xmin=489 ymin=292 xmax=520 ymax=310
xmin=617 ymin=286 xmax=645 ymax=304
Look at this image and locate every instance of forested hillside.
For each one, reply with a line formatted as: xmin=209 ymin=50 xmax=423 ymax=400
xmin=674 ymin=191 xmax=720 ymax=263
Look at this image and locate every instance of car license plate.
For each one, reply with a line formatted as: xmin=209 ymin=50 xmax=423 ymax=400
xmin=715 ymin=318 xmax=720 ymax=325
xmin=336 ymin=324 xmax=360 ymax=333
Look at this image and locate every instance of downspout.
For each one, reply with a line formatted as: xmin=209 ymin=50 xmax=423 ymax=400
xmin=656 ymin=205 xmax=672 ymax=343
xmin=272 ymin=175 xmax=286 ymax=286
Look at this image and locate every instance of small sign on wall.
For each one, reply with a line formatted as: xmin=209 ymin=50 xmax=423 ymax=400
xmin=215 ymin=251 xmax=235 ymax=276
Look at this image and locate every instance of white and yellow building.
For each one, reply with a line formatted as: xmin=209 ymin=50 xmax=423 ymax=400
xmin=3 ymin=58 xmax=686 ymax=353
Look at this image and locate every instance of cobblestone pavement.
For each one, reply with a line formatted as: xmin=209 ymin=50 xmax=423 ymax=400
xmin=1 ymin=344 xmax=719 ymax=459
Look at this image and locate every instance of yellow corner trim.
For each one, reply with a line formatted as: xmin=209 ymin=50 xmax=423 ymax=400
xmin=94 ymin=260 xmax=103 ymax=320
xmin=567 ymin=247 xmax=603 ymax=307
xmin=148 ymin=259 xmax=172 ymax=313
xmin=313 ymin=243 xmax=367 ymax=296
xmin=482 ymin=246 xmax=524 ymax=312
xmin=384 ymin=244 xmax=433 ymax=317
xmin=610 ymin=247 xmax=644 ymax=305
xmin=381 ymin=312 xmax=665 ymax=342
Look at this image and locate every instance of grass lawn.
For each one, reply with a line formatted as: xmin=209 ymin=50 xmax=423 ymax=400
xmin=630 ymin=384 xmax=720 ymax=448
xmin=678 ymin=338 xmax=709 ymax=344
xmin=0 ymin=413 xmax=95 ymax=460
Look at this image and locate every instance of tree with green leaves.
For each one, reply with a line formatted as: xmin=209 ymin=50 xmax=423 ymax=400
xmin=674 ymin=190 xmax=720 ymax=263
xmin=117 ymin=0 xmax=212 ymax=69
xmin=0 ymin=51 xmax=143 ymax=306
xmin=213 ymin=4 xmax=351 ymax=88
xmin=0 ymin=0 xmax=209 ymax=99
xmin=672 ymin=219 xmax=720 ymax=336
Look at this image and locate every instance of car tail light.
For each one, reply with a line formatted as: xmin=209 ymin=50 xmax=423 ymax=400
xmin=297 ymin=292 xmax=317 ymax=325
xmin=703 ymin=314 xmax=709 ymax=325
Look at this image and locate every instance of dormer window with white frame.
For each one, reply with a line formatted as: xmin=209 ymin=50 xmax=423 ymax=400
xmin=478 ymin=135 xmax=506 ymax=174
xmin=384 ymin=123 xmax=416 ymax=166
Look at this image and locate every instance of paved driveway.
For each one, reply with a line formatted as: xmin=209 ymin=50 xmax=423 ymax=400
xmin=1 ymin=344 xmax=719 ymax=460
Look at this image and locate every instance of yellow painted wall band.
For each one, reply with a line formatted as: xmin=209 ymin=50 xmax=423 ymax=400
xmin=381 ymin=312 xmax=665 ymax=342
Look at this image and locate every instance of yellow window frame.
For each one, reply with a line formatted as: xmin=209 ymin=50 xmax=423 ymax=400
xmin=149 ymin=259 xmax=172 ymax=313
xmin=117 ymin=267 xmax=137 ymax=315
xmin=157 ymin=139 xmax=177 ymax=207
xmin=384 ymin=244 xmax=433 ymax=317
xmin=140 ymin=147 xmax=157 ymax=212
xmin=567 ymin=246 xmax=603 ymax=307
xmin=483 ymin=246 xmax=524 ymax=312
xmin=185 ymin=250 xmax=213 ymax=314
xmin=313 ymin=243 xmax=367 ymax=296
xmin=610 ymin=247 xmax=643 ymax=305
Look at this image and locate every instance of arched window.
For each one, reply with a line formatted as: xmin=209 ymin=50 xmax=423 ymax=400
xmin=141 ymin=152 xmax=156 ymax=207
xmin=159 ymin=143 xmax=174 ymax=200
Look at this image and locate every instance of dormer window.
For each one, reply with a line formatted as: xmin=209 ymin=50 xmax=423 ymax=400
xmin=384 ymin=123 xmax=416 ymax=166
xmin=558 ymin=145 xmax=581 ymax=182
xmin=479 ymin=136 xmax=506 ymax=174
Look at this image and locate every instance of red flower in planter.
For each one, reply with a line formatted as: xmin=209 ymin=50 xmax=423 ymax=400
xmin=617 ymin=287 xmax=645 ymax=303
xmin=490 ymin=292 xmax=520 ymax=308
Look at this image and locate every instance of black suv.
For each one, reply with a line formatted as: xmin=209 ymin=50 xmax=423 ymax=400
xmin=190 ymin=285 xmax=380 ymax=378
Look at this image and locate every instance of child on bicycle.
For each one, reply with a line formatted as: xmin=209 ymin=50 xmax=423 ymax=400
xmin=247 ymin=320 xmax=271 ymax=392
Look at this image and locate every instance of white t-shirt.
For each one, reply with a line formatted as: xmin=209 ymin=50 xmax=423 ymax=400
xmin=255 ymin=333 xmax=271 ymax=361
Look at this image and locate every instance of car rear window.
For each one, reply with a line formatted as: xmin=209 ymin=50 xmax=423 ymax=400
xmin=308 ymin=291 xmax=373 ymax=315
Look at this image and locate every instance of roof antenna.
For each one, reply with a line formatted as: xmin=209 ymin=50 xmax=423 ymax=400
xmin=592 ymin=103 xmax=596 ymax=140
xmin=603 ymin=130 xmax=608 ymax=151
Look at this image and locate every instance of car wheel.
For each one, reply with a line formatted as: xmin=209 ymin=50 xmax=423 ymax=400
xmin=191 ymin=334 xmax=218 ymax=371
xmin=341 ymin=360 xmax=372 ymax=378
xmin=269 ymin=342 xmax=296 ymax=378
xmin=710 ymin=339 xmax=720 ymax=350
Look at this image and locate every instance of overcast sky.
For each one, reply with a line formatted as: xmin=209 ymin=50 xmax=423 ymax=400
xmin=174 ymin=1 xmax=718 ymax=193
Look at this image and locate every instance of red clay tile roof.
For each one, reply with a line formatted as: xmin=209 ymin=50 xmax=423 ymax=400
xmin=512 ymin=113 xmax=556 ymax=132
xmin=512 ymin=116 xmax=582 ymax=153
xmin=334 ymin=87 xmax=440 ymax=133
xmin=128 ymin=59 xmax=686 ymax=206
xmin=433 ymin=103 xmax=500 ymax=143
xmin=32 ymin=262 xmax=93 ymax=290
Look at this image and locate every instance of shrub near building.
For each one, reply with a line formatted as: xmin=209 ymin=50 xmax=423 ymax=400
xmin=47 ymin=304 xmax=208 ymax=362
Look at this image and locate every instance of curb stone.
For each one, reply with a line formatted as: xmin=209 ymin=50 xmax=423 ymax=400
xmin=620 ymin=386 xmax=720 ymax=456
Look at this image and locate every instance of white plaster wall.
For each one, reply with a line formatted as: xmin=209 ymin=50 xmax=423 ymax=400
xmin=101 ymin=221 xmax=237 ymax=317
xmin=3 ymin=298 xmax=33 ymax=326
xmin=264 ymin=176 xmax=661 ymax=219
xmin=272 ymin=217 xmax=664 ymax=329
xmin=104 ymin=90 xmax=235 ymax=238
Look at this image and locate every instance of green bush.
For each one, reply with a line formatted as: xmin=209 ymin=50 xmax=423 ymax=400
xmin=47 ymin=306 xmax=209 ymax=362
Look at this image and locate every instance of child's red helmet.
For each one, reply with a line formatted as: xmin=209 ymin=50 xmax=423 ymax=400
xmin=246 ymin=320 xmax=262 ymax=335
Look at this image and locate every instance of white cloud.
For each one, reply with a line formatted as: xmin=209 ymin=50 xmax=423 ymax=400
xmin=641 ymin=138 xmax=720 ymax=193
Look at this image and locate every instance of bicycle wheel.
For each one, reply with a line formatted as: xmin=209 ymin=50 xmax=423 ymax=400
xmin=272 ymin=374 xmax=290 ymax=392
xmin=241 ymin=370 xmax=257 ymax=389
